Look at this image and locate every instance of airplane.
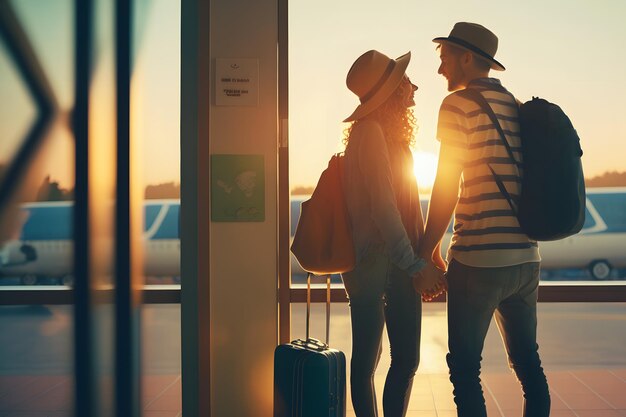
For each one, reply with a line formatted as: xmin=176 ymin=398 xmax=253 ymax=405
xmin=1 ymin=188 xmax=625 ymax=285
xmin=0 ymin=199 xmax=180 ymax=286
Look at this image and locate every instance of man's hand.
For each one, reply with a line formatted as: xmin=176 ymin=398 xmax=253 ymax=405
xmin=432 ymin=249 xmax=447 ymax=272
xmin=417 ymin=243 xmax=447 ymax=272
xmin=412 ymin=261 xmax=445 ymax=294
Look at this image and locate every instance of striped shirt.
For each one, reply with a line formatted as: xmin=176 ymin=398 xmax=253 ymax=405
xmin=436 ymin=78 xmax=540 ymax=267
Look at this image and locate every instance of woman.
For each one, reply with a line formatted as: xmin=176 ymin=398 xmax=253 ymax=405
xmin=341 ymin=50 xmax=444 ymax=417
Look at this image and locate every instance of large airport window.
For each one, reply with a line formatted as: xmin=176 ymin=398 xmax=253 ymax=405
xmin=0 ymin=0 xmax=180 ymax=414
xmin=0 ymin=0 xmax=76 ymax=288
xmin=132 ymin=0 xmax=182 ymax=409
xmin=288 ymin=0 xmax=626 ymax=287
xmin=0 ymin=4 xmax=75 ymax=417
xmin=133 ymin=0 xmax=181 ymax=288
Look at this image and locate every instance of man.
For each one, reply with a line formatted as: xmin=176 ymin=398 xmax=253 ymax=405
xmin=418 ymin=22 xmax=551 ymax=417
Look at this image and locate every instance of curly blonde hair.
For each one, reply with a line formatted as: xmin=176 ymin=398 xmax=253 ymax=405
xmin=342 ymin=85 xmax=417 ymax=148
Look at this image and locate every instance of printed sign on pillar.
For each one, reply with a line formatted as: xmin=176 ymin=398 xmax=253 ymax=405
xmin=215 ymin=58 xmax=259 ymax=106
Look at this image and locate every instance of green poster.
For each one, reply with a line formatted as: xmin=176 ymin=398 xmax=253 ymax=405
xmin=211 ymin=154 xmax=265 ymax=222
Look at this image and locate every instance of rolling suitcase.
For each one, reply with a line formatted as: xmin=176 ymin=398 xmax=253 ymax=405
xmin=274 ymin=274 xmax=346 ymax=417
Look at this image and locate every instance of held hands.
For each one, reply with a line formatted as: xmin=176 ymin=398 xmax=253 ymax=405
xmin=411 ymin=261 xmax=447 ymax=301
xmin=421 ymin=273 xmax=447 ymax=302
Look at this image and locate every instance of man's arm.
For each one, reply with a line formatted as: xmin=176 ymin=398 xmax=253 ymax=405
xmin=433 ymin=241 xmax=446 ymax=270
xmin=419 ymin=142 xmax=464 ymax=261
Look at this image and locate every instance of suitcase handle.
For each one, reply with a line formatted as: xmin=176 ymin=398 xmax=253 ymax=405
xmin=292 ymin=337 xmax=328 ymax=351
xmin=305 ymin=273 xmax=331 ymax=346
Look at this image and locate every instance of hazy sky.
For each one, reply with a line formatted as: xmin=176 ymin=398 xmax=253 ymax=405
xmin=1 ymin=0 xmax=625 ymax=191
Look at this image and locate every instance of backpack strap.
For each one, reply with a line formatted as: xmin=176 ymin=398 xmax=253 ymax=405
xmin=457 ymin=88 xmax=520 ymax=214
xmin=458 ymin=89 xmax=521 ymax=168
xmin=486 ymin=164 xmax=518 ymax=214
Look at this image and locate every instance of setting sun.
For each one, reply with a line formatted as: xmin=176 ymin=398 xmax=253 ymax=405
xmin=413 ymin=151 xmax=438 ymax=190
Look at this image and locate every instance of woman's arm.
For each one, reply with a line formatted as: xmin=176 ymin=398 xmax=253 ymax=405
xmin=356 ymin=121 xmax=424 ymax=275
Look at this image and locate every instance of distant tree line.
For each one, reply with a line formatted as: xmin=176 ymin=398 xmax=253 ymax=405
xmin=26 ymin=179 xmax=182 ymax=201
xmin=585 ymin=171 xmax=626 ymax=187
xmin=2 ymin=168 xmax=625 ymax=203
xmin=290 ymin=171 xmax=626 ymax=195
xmin=36 ymin=176 xmax=74 ymax=201
xmin=29 ymin=178 xmax=181 ymax=201
xmin=144 ymin=182 xmax=180 ymax=199
xmin=291 ymin=186 xmax=314 ymax=195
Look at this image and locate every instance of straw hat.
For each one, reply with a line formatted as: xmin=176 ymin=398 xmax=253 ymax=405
xmin=343 ymin=50 xmax=411 ymax=123
xmin=433 ymin=22 xmax=505 ymax=71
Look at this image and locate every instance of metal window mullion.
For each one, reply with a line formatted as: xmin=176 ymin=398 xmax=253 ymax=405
xmin=277 ymin=0 xmax=290 ymax=345
xmin=288 ymin=285 xmax=626 ymax=303
xmin=0 ymin=285 xmax=623 ymax=306
xmin=115 ymin=1 xmax=141 ymax=416
xmin=181 ymin=0 xmax=211 ymax=416
xmin=73 ymin=0 xmax=96 ymax=416
xmin=0 ymin=288 xmax=183 ymax=305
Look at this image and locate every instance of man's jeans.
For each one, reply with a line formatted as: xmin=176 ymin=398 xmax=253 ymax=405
xmin=341 ymin=246 xmax=422 ymax=417
xmin=446 ymin=260 xmax=550 ymax=417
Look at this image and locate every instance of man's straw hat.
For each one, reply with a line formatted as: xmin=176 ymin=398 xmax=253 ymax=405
xmin=433 ymin=22 xmax=505 ymax=71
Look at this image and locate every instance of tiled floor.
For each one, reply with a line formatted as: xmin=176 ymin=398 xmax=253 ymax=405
xmin=1 ymin=370 xmax=626 ymax=416
xmin=2 ymin=303 xmax=624 ymax=416
xmin=345 ymin=369 xmax=626 ymax=417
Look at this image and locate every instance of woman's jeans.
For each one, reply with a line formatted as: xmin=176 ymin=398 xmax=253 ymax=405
xmin=446 ymin=259 xmax=551 ymax=417
xmin=341 ymin=246 xmax=422 ymax=417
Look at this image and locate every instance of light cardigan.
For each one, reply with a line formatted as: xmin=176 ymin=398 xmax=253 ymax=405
xmin=342 ymin=120 xmax=426 ymax=276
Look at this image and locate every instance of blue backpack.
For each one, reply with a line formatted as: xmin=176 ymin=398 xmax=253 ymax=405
xmin=459 ymin=89 xmax=586 ymax=241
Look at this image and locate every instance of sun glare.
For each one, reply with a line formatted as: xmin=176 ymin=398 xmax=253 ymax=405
xmin=413 ymin=151 xmax=438 ymax=191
